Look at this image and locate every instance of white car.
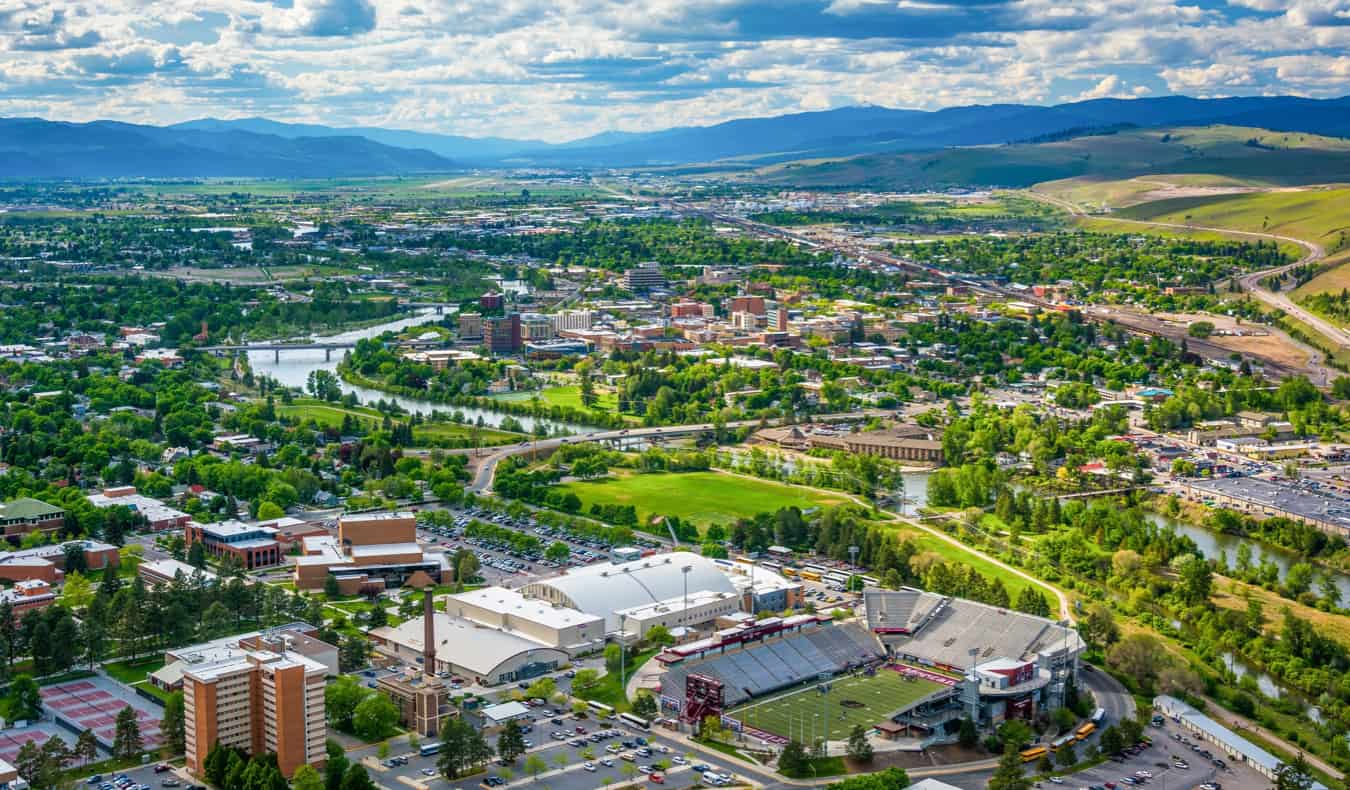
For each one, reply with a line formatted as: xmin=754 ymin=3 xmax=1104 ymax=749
xmin=600 ymin=759 xmax=614 ymax=767
xmin=583 ymin=764 xmax=596 ymax=773
xmin=671 ymin=756 xmax=687 ymax=765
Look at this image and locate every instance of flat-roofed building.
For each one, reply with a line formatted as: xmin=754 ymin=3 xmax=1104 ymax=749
xmin=458 ymin=312 xmax=483 ymax=339
xmin=140 ymin=558 xmax=218 ymax=587
xmin=87 ymin=488 xmax=190 ymax=531
xmin=519 ymin=313 xmax=554 ymax=341
xmin=446 ymin=586 xmax=604 ymax=655
xmin=0 ymin=539 xmax=118 ymax=584
xmin=552 ymin=310 xmax=594 ymax=332
xmin=0 ymin=579 xmax=55 ymax=620
xmin=293 ymin=511 xmax=451 ymax=593
xmin=183 ymin=639 xmax=328 ymax=778
xmin=186 ymin=520 xmax=282 ymax=570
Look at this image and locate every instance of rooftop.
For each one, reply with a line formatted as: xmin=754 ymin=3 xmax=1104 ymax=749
xmin=372 ymin=612 xmax=567 ymax=676
xmin=0 ymin=497 xmax=63 ymax=520
xmin=451 ymin=586 xmax=603 ymax=630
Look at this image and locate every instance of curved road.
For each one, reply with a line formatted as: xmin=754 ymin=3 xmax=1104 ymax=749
xmin=1029 ymin=189 xmax=1339 ymax=380
xmin=460 ymin=410 xmax=898 ymax=493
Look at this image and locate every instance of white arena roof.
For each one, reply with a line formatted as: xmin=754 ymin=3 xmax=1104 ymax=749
xmin=522 ymin=551 xmax=735 ymax=631
xmin=372 ymin=612 xmax=567 ymax=677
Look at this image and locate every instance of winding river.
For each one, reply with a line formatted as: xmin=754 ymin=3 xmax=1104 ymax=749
xmin=245 ymin=308 xmax=598 ymax=435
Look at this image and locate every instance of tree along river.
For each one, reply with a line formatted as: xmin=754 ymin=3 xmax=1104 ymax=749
xmin=245 ymin=308 xmax=599 ymax=436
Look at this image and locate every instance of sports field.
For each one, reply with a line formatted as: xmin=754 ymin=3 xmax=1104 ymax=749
xmin=557 ymin=470 xmax=850 ymax=530
xmin=727 ymin=668 xmax=945 ymax=742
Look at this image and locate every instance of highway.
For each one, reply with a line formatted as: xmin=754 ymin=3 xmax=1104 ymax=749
xmin=1027 ymin=189 xmax=1341 ymax=377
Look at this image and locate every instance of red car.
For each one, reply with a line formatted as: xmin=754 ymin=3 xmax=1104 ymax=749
xmin=649 ymin=774 xmax=665 ymax=785
xmin=575 ymin=726 xmax=587 ymax=734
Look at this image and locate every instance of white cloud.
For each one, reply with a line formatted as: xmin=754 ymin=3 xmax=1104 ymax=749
xmin=0 ymin=0 xmax=1348 ymax=140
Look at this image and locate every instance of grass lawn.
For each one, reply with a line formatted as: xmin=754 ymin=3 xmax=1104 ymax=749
xmin=729 ymin=668 xmax=944 ymax=743
xmin=277 ymin=398 xmax=522 ymax=444
xmin=104 ymin=657 xmax=165 ymax=686
xmin=875 ymin=519 xmax=1036 ymax=601
xmin=493 ymin=384 xmax=622 ymax=414
xmin=575 ymin=649 xmax=657 ymax=712
xmin=557 ymin=470 xmax=851 ymax=529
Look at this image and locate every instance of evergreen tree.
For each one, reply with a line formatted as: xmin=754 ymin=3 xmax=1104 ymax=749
xmin=162 ymin=692 xmax=186 ymax=755
xmin=497 ymin=719 xmax=526 ymax=764
xmin=845 ymin=724 xmax=873 ymax=763
xmin=112 ymin=705 xmax=143 ymax=758
xmin=75 ymin=729 xmax=99 ymax=764
xmin=989 ymin=745 xmax=1033 ymax=790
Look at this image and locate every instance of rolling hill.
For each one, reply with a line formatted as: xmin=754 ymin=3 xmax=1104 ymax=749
xmin=741 ymin=125 xmax=1350 ymax=190
xmin=0 ymin=118 xmax=456 ymax=179
xmin=171 ymin=117 xmax=541 ymax=163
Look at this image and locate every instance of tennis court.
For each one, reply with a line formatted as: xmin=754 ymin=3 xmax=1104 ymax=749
xmin=41 ymin=677 xmax=162 ymax=750
xmin=727 ymin=665 xmax=946 ymax=743
xmin=0 ymin=724 xmax=68 ymax=764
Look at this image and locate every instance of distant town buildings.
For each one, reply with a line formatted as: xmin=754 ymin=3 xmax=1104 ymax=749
xmin=622 ymin=262 xmax=666 ymax=291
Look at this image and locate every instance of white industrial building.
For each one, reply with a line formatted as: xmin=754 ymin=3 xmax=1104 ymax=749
xmin=615 ymin=589 xmax=743 ymax=640
xmin=369 ymin=612 xmax=568 ymax=686
xmin=445 ymin=586 xmax=605 ymax=655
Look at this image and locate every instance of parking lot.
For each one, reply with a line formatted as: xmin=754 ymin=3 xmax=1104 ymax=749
xmin=414 ymin=505 xmax=664 ymax=585
xmin=943 ymin=720 xmax=1270 ymax=790
xmin=353 ymin=711 xmax=748 ymax=790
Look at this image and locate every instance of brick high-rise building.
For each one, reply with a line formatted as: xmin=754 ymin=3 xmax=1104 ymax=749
xmin=729 ymin=295 xmax=766 ymax=315
xmin=183 ymin=637 xmax=327 ymax=778
xmin=484 ymin=314 xmax=522 ymax=355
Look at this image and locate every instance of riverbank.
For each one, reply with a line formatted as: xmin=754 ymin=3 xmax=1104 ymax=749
xmin=338 ymin=363 xmax=628 ymax=431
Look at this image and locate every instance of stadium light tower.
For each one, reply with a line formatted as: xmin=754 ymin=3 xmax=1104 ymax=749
xmin=619 ymin=612 xmax=628 ymax=690
xmin=681 ymin=564 xmax=692 ymax=627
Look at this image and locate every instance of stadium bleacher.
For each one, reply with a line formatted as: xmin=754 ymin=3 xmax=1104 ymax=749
xmin=661 ymin=623 xmax=884 ymax=707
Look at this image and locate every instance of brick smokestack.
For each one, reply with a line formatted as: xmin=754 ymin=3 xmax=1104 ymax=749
xmin=423 ymin=588 xmax=435 ymax=675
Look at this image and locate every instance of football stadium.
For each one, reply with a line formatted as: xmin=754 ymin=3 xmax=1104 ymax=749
xmin=655 ymin=586 xmax=1084 ymax=746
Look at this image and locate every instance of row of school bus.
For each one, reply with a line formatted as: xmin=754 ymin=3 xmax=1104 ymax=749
xmin=736 ymin=557 xmax=878 ymax=589
xmin=1021 ymin=709 xmax=1107 ymax=762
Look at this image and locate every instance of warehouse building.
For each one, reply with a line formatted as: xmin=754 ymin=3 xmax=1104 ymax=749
xmin=369 ymin=612 xmax=568 ymax=686
xmin=445 ymin=586 xmax=605 ymax=656
xmin=1154 ymin=695 xmax=1326 ymax=788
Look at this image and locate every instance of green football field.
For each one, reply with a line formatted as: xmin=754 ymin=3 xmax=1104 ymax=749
xmin=727 ymin=669 xmax=944 ymax=742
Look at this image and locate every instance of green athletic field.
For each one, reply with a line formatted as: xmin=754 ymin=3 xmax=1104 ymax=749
xmin=727 ymin=669 xmax=944 ymax=742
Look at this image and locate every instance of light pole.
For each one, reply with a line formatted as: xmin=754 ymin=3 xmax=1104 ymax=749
xmin=618 ymin=613 xmax=627 ymax=692
xmin=681 ymin=565 xmax=692 ymax=628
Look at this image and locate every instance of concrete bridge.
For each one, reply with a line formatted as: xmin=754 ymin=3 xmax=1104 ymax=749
xmin=196 ymin=338 xmax=444 ymax=361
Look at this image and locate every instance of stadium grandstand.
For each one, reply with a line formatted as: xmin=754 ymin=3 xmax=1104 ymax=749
xmin=657 ymin=617 xmax=884 ymax=708
xmin=865 ymin=587 xmax=1084 ymax=726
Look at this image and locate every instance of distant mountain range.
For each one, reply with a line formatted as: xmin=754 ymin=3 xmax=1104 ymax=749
xmin=0 ymin=118 xmax=454 ymax=179
xmin=3 ymin=95 xmax=1349 ymax=179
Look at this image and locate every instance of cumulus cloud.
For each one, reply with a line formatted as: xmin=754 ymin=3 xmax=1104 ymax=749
xmin=0 ymin=0 xmax=1348 ymax=140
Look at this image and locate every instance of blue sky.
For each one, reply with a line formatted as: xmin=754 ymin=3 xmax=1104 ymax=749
xmin=0 ymin=0 xmax=1346 ymax=141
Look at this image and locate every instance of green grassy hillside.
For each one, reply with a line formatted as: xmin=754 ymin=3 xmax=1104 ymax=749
xmin=745 ymin=126 xmax=1350 ymax=190
xmin=1113 ymin=187 xmax=1350 ymax=252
